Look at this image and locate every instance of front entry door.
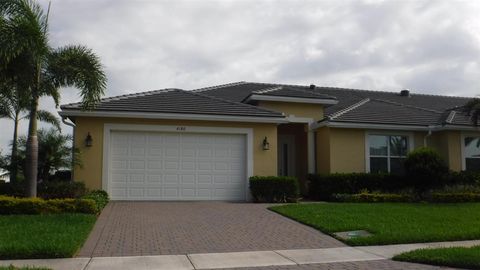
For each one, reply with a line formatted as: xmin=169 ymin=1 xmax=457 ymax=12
xmin=278 ymin=135 xmax=296 ymax=177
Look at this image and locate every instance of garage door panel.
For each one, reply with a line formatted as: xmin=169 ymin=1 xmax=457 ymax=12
xmin=109 ymin=131 xmax=246 ymax=200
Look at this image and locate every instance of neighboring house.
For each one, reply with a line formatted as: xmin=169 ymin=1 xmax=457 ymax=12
xmin=59 ymin=82 xmax=480 ymax=201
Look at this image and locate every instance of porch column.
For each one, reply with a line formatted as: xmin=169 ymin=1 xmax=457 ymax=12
xmin=307 ymin=129 xmax=315 ymax=174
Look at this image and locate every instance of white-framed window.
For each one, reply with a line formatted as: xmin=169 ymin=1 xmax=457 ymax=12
xmin=463 ymin=136 xmax=480 ymax=172
xmin=366 ymin=133 xmax=411 ymax=174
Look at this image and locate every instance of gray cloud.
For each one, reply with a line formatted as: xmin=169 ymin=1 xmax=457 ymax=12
xmin=1 ymin=0 xmax=480 ymax=152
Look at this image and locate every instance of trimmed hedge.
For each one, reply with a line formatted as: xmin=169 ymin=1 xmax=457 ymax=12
xmin=38 ymin=181 xmax=87 ymax=199
xmin=332 ymin=192 xmax=414 ymax=203
xmin=308 ymin=173 xmax=406 ymax=200
xmin=447 ymin=171 xmax=480 ymax=186
xmin=82 ymin=190 xmax=109 ymax=213
xmin=404 ymin=147 xmax=449 ymax=192
xmin=0 ymin=196 xmax=96 ymax=215
xmin=428 ymin=192 xmax=480 ymax=203
xmin=249 ymin=176 xmax=299 ymax=203
xmin=0 ymin=182 xmax=24 ymax=197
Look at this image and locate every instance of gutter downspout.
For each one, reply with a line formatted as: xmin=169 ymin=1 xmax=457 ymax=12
xmin=62 ymin=116 xmax=76 ymax=182
xmin=424 ymin=125 xmax=434 ymax=147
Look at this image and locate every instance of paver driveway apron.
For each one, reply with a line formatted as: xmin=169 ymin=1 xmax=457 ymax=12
xmin=78 ymin=202 xmax=344 ymax=257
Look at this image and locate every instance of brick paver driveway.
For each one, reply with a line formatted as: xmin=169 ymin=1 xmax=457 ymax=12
xmin=78 ymin=201 xmax=344 ymax=257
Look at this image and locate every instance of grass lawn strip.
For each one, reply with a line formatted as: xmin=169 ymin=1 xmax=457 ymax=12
xmin=393 ymin=245 xmax=480 ymax=269
xmin=270 ymin=203 xmax=480 ymax=246
xmin=0 ymin=214 xmax=96 ymax=259
xmin=0 ymin=266 xmax=51 ymax=270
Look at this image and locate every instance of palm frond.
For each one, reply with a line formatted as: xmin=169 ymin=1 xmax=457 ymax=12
xmin=46 ymin=45 xmax=106 ymax=110
xmin=0 ymin=94 xmax=14 ymax=119
xmin=33 ymin=109 xmax=61 ymax=131
xmin=0 ymin=0 xmax=49 ymax=64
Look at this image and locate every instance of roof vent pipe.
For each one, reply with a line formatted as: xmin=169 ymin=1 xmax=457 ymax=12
xmin=309 ymin=84 xmax=316 ymax=90
xmin=400 ymin=89 xmax=410 ymax=97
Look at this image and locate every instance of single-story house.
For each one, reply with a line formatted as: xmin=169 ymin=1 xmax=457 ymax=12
xmin=59 ymin=82 xmax=480 ymax=201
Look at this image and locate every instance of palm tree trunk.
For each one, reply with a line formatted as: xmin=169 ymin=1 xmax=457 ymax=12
xmin=9 ymin=112 xmax=19 ymax=184
xmin=25 ymin=98 xmax=38 ymax=197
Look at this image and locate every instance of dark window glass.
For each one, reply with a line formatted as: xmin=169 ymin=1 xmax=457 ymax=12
xmin=369 ymin=135 xmax=388 ymax=156
xmin=390 ymin=136 xmax=408 ymax=156
xmin=390 ymin=158 xmax=406 ymax=175
xmin=370 ymin=157 xmax=388 ymax=173
xmin=466 ymin=158 xmax=480 ymax=172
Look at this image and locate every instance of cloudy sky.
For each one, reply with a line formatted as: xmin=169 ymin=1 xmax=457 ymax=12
xmin=1 ymin=0 xmax=480 ymax=152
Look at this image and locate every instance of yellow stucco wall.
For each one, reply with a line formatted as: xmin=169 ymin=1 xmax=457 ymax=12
xmin=315 ymin=128 xmax=365 ymax=173
xmin=315 ymin=127 xmax=330 ymax=173
xmin=427 ymin=131 xmax=462 ymax=171
xmin=258 ymin=101 xmax=324 ymax=121
xmin=329 ymin=128 xmax=366 ymax=173
xmin=73 ymin=117 xmax=278 ymax=190
xmin=414 ymin=132 xmax=427 ymax=149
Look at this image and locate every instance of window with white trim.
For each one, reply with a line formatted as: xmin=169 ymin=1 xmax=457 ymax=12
xmin=464 ymin=136 xmax=480 ymax=172
xmin=368 ymin=134 xmax=409 ymax=174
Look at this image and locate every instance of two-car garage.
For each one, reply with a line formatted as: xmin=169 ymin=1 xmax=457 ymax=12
xmin=105 ymin=126 xmax=249 ymax=201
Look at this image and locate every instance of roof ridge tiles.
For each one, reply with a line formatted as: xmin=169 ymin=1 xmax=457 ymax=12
xmin=181 ymin=89 xmax=285 ymax=116
xmin=328 ymin=98 xmax=370 ymax=120
xmin=61 ymin=88 xmax=177 ymax=108
xmin=374 ymin=98 xmax=443 ymax=114
xmin=246 ymin=82 xmax=472 ymax=100
xmin=192 ymin=81 xmax=248 ymax=93
xmin=251 ymin=86 xmax=283 ymax=94
xmin=446 ymin=111 xmax=457 ymax=124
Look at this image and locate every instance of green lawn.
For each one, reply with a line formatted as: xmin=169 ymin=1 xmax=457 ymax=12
xmin=0 ymin=266 xmax=51 ymax=270
xmin=270 ymin=203 xmax=480 ymax=246
xmin=394 ymin=246 xmax=480 ymax=269
xmin=0 ymin=214 xmax=96 ymax=259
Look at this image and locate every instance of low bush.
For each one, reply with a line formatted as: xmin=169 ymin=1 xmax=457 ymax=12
xmin=249 ymin=176 xmax=299 ymax=203
xmin=48 ymin=170 xmax=72 ymax=182
xmin=404 ymin=147 xmax=449 ymax=193
xmin=332 ymin=191 xmax=414 ymax=203
xmin=0 ymin=182 xmax=24 ymax=197
xmin=0 ymin=196 xmax=96 ymax=215
xmin=447 ymin=171 xmax=480 ymax=186
xmin=82 ymin=190 xmax=109 ymax=213
xmin=38 ymin=181 xmax=86 ymax=199
xmin=428 ymin=192 xmax=480 ymax=203
xmin=308 ymin=173 xmax=405 ymax=200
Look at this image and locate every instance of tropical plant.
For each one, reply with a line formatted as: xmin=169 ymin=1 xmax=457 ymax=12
xmin=0 ymin=89 xmax=60 ymax=184
xmin=0 ymin=0 xmax=106 ymax=197
xmin=17 ymin=128 xmax=81 ymax=183
xmin=404 ymin=147 xmax=449 ymax=194
xmin=462 ymin=98 xmax=480 ymax=126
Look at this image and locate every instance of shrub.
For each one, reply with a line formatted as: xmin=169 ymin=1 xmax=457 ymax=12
xmin=308 ymin=173 xmax=406 ymax=200
xmin=404 ymin=147 xmax=449 ymax=193
xmin=38 ymin=181 xmax=87 ymax=199
xmin=48 ymin=170 xmax=72 ymax=182
xmin=82 ymin=190 xmax=109 ymax=213
xmin=0 ymin=182 xmax=24 ymax=197
xmin=447 ymin=171 xmax=480 ymax=186
xmin=249 ymin=176 xmax=299 ymax=203
xmin=428 ymin=192 xmax=480 ymax=203
xmin=332 ymin=191 xmax=414 ymax=203
xmin=0 ymin=196 xmax=96 ymax=214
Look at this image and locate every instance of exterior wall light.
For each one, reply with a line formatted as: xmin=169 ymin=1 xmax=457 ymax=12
xmin=85 ymin=132 xmax=93 ymax=147
xmin=262 ymin=136 xmax=270 ymax=150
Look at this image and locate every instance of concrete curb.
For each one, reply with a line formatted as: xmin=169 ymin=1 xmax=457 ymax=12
xmin=1 ymin=239 xmax=479 ymax=270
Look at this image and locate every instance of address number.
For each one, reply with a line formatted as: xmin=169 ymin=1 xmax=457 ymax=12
xmin=176 ymin=126 xmax=186 ymax=131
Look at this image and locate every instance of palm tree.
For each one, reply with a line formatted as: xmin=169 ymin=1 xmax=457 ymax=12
xmin=462 ymin=98 xmax=480 ymax=126
xmin=17 ymin=128 xmax=81 ymax=183
xmin=0 ymin=89 xmax=60 ymax=184
xmin=0 ymin=0 xmax=106 ymax=197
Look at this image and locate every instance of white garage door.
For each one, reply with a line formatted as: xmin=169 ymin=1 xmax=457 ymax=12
xmin=107 ymin=131 xmax=247 ymax=201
